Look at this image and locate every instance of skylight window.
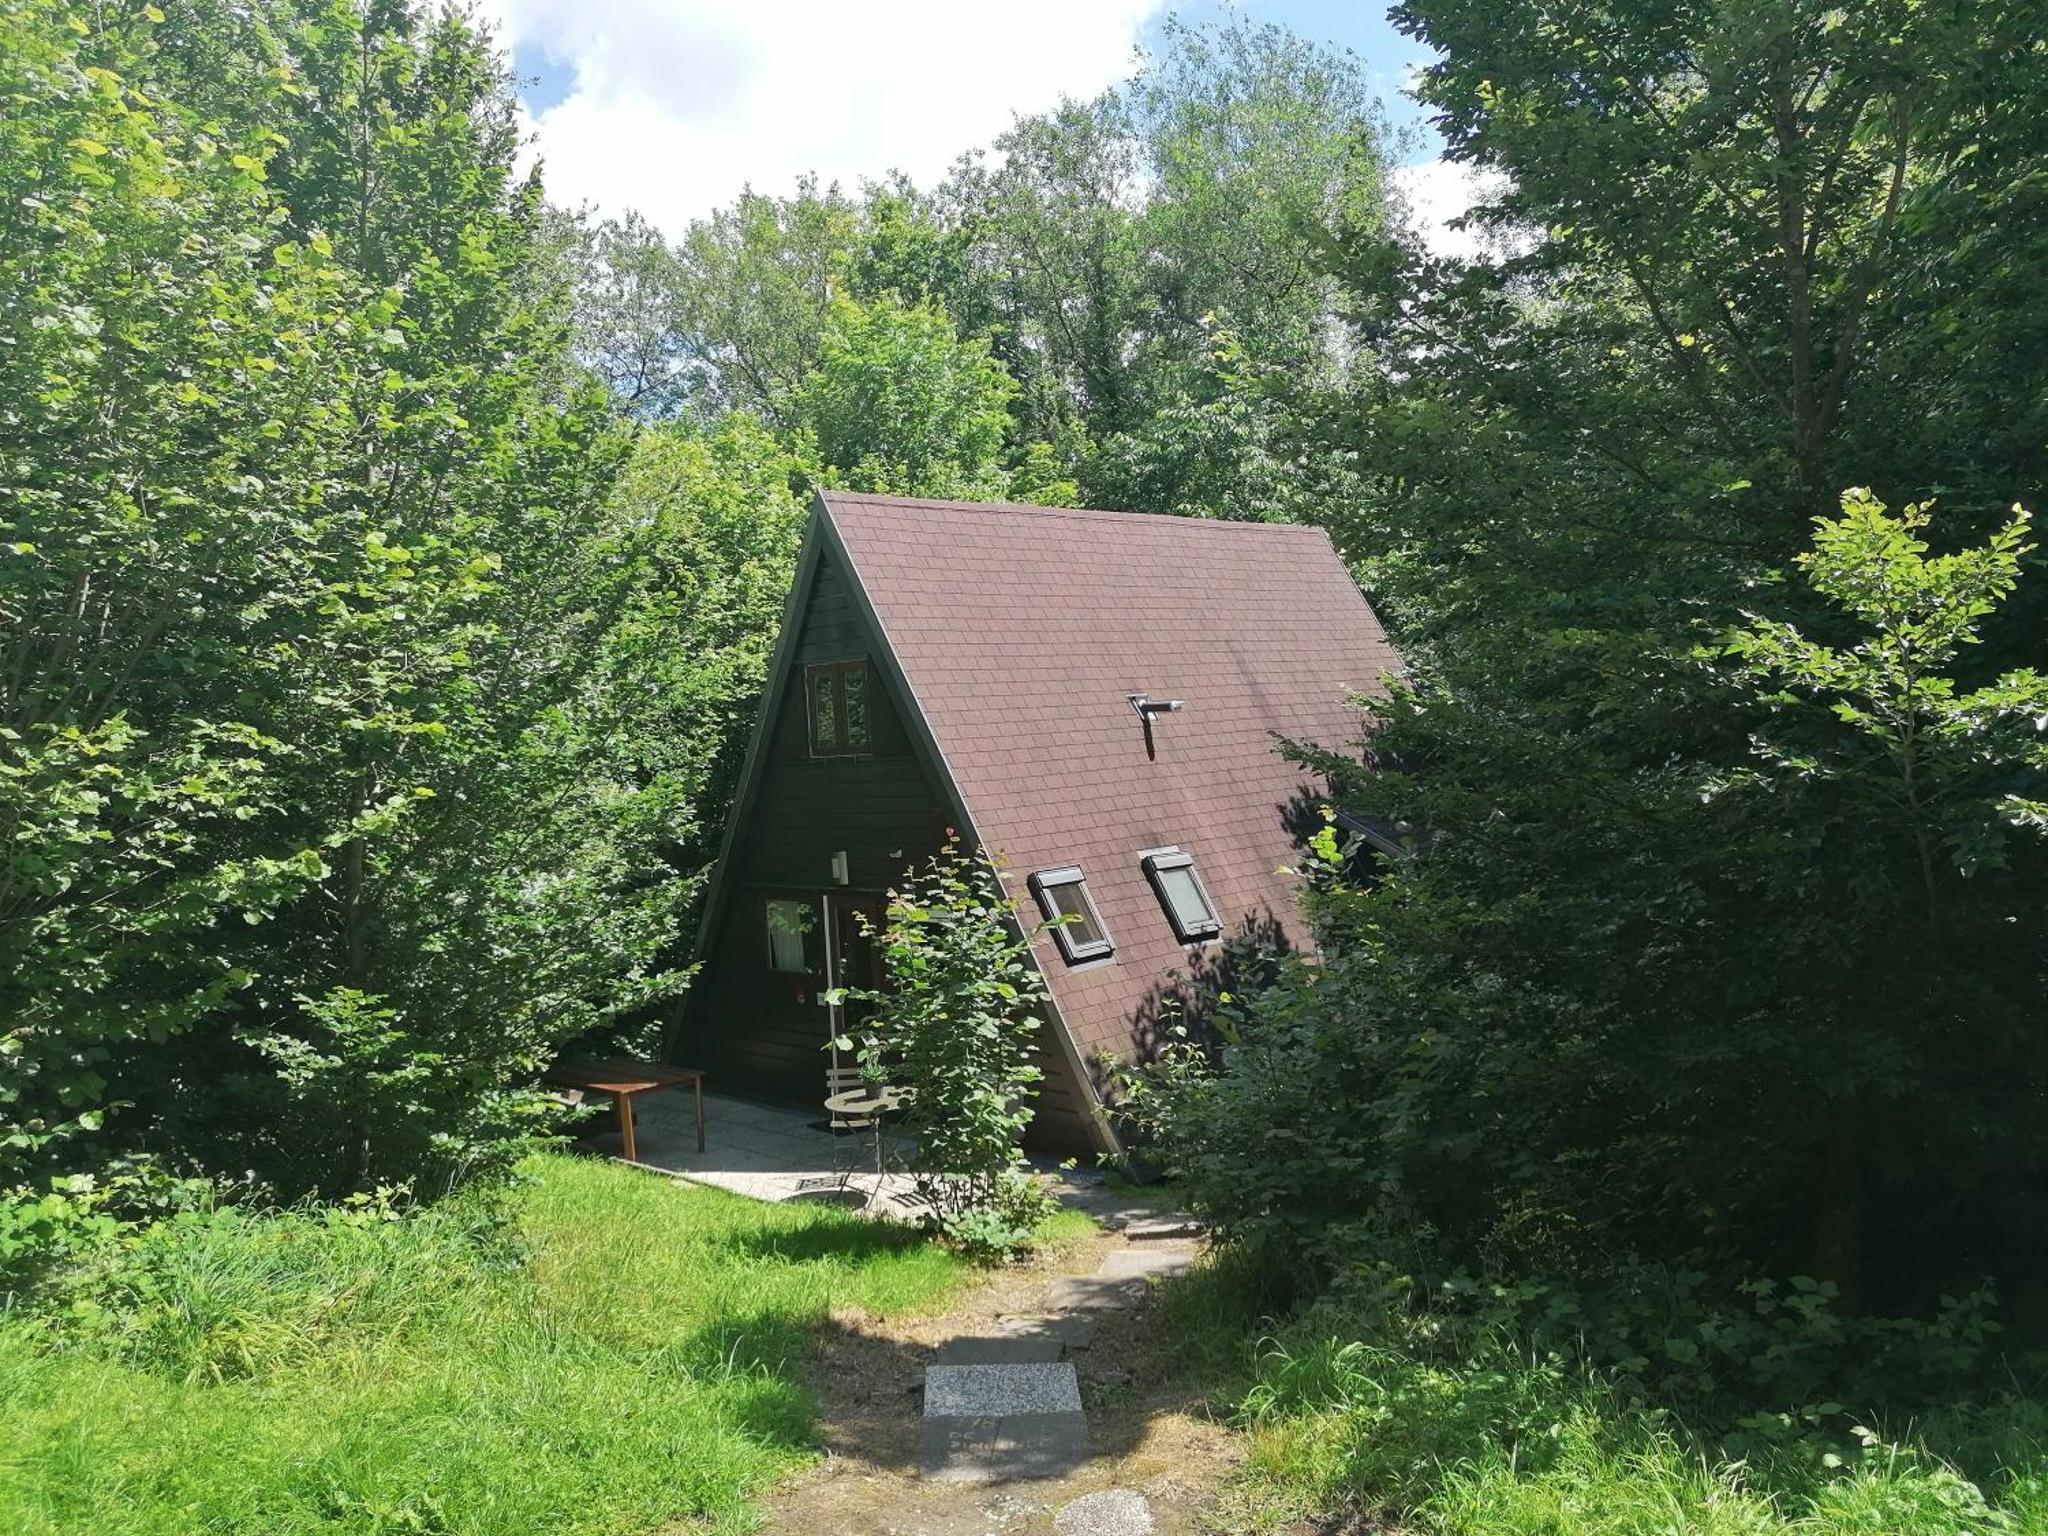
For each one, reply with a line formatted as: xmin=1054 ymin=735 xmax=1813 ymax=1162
xmin=1140 ymin=847 xmax=1221 ymax=943
xmin=1029 ymin=866 xmax=1114 ymax=964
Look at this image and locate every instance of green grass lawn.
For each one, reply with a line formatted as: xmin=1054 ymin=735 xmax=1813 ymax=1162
xmin=1165 ymin=1256 xmax=2048 ymax=1535
xmin=0 ymin=1153 xmax=966 ymax=1535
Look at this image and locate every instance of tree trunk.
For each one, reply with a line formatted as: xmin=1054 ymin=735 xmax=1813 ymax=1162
xmin=1812 ymin=1104 xmax=1862 ymax=1308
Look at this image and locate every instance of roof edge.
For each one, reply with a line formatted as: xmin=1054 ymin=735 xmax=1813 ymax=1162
xmin=817 ymin=488 xmax=1336 ymax=539
xmin=818 ymin=495 xmax=1123 ymax=1158
xmin=671 ymin=504 xmax=827 ymax=1020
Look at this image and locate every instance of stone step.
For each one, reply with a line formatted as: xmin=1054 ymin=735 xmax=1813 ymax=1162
xmin=1044 ymin=1242 xmax=1201 ymax=1311
xmin=935 ymin=1333 xmax=1064 ymax=1365
xmin=1043 ymin=1272 xmax=1149 ymax=1312
xmin=1093 ymin=1244 xmax=1198 ymax=1282
xmin=995 ymin=1312 xmax=1098 ymax=1350
xmin=1057 ymin=1487 xmax=1157 ymax=1535
xmin=920 ymin=1361 xmax=1088 ymax=1482
xmin=925 ymin=1360 xmax=1082 ymax=1418
xmin=920 ymin=1409 xmax=1091 ymax=1483
xmin=1116 ymin=1214 xmax=1204 ymax=1241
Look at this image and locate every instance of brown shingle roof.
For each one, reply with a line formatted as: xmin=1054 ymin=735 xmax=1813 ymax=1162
xmin=820 ymin=490 xmax=1402 ymax=1075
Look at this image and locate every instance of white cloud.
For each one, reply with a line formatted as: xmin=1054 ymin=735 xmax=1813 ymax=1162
xmin=1391 ymin=158 xmax=1511 ymax=261
xmin=474 ymin=1 xmax=1166 ymax=237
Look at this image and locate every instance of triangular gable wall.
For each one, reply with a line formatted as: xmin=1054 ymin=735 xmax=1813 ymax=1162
xmin=674 ymin=497 xmax=1114 ymax=1155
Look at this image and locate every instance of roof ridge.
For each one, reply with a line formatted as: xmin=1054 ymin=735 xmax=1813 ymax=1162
xmin=817 ymin=489 xmax=1330 ymax=538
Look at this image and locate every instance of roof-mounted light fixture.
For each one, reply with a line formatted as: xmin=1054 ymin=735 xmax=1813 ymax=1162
xmin=1128 ymin=693 xmax=1184 ymax=761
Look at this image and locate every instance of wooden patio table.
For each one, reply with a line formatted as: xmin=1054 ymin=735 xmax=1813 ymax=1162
xmin=544 ymin=1058 xmax=706 ymax=1163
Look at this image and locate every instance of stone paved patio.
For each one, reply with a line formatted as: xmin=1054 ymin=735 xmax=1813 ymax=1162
xmin=579 ymin=1088 xmax=1145 ymax=1222
xmin=579 ymin=1088 xmax=930 ymax=1211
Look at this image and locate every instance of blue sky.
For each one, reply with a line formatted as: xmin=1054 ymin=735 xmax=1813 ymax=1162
xmin=512 ymin=42 xmax=574 ymax=114
xmin=479 ymin=2 xmax=1466 ymax=246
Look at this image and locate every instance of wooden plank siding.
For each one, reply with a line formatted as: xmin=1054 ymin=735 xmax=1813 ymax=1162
xmin=676 ymin=546 xmax=1099 ymax=1156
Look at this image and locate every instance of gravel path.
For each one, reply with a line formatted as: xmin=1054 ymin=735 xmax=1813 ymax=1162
xmin=749 ymin=1195 xmax=1237 ymax=1536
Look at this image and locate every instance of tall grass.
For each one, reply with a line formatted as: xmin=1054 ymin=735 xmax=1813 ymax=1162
xmin=1161 ymin=1251 xmax=2048 ymax=1535
xmin=0 ymin=1154 xmax=963 ymax=1535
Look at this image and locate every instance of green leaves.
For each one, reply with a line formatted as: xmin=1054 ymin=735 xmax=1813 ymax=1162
xmin=1168 ymin=0 xmax=2048 ymax=1313
xmin=792 ymin=293 xmax=1020 ymax=500
xmin=0 ymin=0 xmax=699 ymax=1201
xmin=1719 ymin=490 xmax=2048 ymax=879
xmin=834 ymin=842 xmax=1051 ymax=1248
xmin=551 ymin=17 xmax=1389 ymax=523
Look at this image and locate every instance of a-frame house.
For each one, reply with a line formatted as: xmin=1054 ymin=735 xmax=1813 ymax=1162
xmin=672 ymin=490 xmax=1402 ymax=1156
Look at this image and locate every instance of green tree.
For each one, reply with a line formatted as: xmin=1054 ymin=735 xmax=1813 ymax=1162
xmin=137 ymin=0 xmax=689 ymax=1195
xmin=549 ymin=19 xmax=1397 ymax=520
xmin=2 ymin=0 xmax=710 ymax=1199
xmin=960 ymin=17 xmax=1392 ymax=517
xmin=1712 ymin=491 xmax=2048 ymax=1286
xmin=546 ymin=207 xmax=692 ymax=415
xmin=1401 ymin=0 xmax=2039 ymax=509
xmin=0 ymin=0 xmax=373 ymax=1183
xmin=791 ymin=293 xmax=1024 ymax=499
xmin=663 ymin=179 xmax=859 ymax=422
xmin=1140 ymin=0 xmax=2048 ymax=1308
xmin=1718 ymin=490 xmax=2048 ymax=888
xmin=597 ymin=413 xmax=812 ymax=885
xmin=1139 ymin=487 xmax=2048 ymax=1309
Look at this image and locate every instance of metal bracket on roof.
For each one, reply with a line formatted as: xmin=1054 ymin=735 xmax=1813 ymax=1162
xmin=1127 ymin=693 xmax=1184 ymax=762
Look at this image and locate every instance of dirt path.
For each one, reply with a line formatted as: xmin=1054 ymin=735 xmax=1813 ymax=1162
xmin=755 ymin=1215 xmax=1244 ymax=1535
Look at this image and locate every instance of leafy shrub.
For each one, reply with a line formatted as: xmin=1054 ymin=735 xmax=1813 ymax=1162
xmin=1131 ymin=492 xmax=2048 ymax=1326
xmin=928 ymin=1173 xmax=1059 ymax=1263
xmin=834 ymin=841 xmax=1055 ymax=1258
xmin=0 ymin=1157 xmax=233 ymax=1303
xmin=0 ymin=1187 xmax=117 ymax=1305
xmin=1303 ymin=1239 xmax=2011 ymax=1429
xmin=1178 ymin=1248 xmax=2045 ymax=1536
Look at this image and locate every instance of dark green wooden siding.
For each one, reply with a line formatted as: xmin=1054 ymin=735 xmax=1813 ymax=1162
xmin=676 ymin=545 xmax=1097 ymax=1155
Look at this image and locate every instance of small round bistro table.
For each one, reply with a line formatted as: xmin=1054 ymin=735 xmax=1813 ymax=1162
xmin=821 ymin=1084 xmax=906 ymax=1204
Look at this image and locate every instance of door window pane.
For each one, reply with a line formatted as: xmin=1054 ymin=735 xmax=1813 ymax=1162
xmin=765 ymin=898 xmax=817 ymax=972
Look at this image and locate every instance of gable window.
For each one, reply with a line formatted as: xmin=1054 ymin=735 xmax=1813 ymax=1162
xmin=1140 ymin=847 xmax=1221 ymax=943
xmin=806 ymin=659 xmax=873 ymax=757
xmin=1028 ymin=866 xmax=1114 ymax=964
xmin=764 ymin=897 xmax=822 ymax=972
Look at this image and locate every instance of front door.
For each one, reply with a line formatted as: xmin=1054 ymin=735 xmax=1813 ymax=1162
xmin=822 ymin=893 xmax=886 ymax=1068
